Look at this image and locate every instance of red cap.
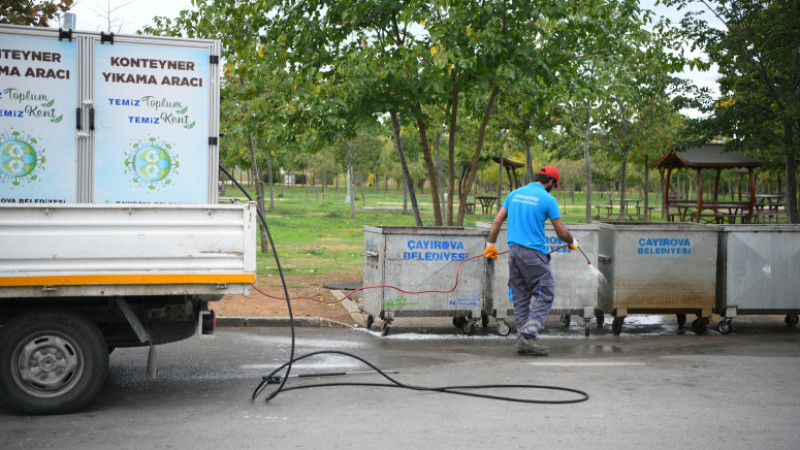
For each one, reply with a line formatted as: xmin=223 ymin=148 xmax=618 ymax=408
xmin=539 ymin=166 xmax=560 ymax=188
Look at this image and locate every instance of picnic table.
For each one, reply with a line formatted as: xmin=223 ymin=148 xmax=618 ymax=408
xmin=669 ymin=200 xmax=753 ymax=223
xmin=755 ymin=194 xmax=785 ymax=223
xmin=475 ymin=196 xmax=497 ymax=215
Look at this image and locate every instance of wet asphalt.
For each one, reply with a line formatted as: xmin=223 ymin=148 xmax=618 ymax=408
xmin=1 ymin=314 xmax=799 ymax=449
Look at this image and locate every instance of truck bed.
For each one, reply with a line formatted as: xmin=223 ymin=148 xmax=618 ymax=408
xmin=0 ymin=202 xmax=257 ymax=298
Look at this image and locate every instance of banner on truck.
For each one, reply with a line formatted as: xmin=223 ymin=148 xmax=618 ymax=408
xmin=93 ymin=42 xmax=210 ymax=204
xmin=0 ymin=34 xmax=78 ymax=204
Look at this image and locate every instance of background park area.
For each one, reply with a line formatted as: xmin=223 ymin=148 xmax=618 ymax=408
xmin=213 ymin=169 xmax=791 ymax=321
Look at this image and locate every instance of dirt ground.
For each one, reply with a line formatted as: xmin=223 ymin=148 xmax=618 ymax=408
xmin=212 ymin=272 xmax=360 ymax=326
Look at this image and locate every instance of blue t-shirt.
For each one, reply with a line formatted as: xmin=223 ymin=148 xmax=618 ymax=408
xmin=502 ymin=182 xmax=561 ymax=254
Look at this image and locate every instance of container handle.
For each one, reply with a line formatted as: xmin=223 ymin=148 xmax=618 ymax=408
xmin=598 ymin=254 xmax=611 ymax=264
xmin=363 ymin=251 xmax=379 ymax=259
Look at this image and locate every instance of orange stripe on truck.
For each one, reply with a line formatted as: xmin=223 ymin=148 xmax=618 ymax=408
xmin=0 ymin=274 xmax=255 ymax=287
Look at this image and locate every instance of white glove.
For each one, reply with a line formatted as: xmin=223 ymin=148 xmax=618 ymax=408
xmin=567 ymin=238 xmax=579 ymax=251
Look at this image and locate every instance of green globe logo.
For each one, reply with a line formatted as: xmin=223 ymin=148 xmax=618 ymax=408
xmin=0 ymin=139 xmax=37 ymax=179
xmin=124 ymin=138 xmax=179 ymax=191
xmin=132 ymin=144 xmax=172 ymax=182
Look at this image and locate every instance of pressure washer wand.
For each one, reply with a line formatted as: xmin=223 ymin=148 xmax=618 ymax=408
xmin=577 ymin=246 xmax=591 ymax=265
xmin=550 ymin=242 xmax=592 ymax=265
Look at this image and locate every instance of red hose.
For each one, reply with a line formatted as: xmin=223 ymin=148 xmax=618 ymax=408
xmin=251 ymin=250 xmax=510 ymax=305
xmin=251 ymin=244 xmax=569 ymax=305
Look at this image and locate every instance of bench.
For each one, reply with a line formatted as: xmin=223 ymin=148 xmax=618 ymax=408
xmin=593 ymin=204 xmax=615 ymax=220
xmin=636 ymin=205 xmax=657 ymax=220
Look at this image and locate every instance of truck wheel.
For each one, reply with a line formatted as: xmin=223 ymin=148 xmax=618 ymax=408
xmin=0 ymin=310 xmax=109 ymax=415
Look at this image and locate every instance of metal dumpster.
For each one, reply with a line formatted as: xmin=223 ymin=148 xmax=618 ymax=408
xmin=597 ymin=222 xmax=718 ymax=335
xmin=715 ymin=224 xmax=800 ymax=334
xmin=477 ymin=222 xmax=602 ymax=336
xmin=362 ymin=226 xmax=488 ymax=335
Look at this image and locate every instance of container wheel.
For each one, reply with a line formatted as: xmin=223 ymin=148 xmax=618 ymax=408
xmin=584 ymin=320 xmax=591 ymax=337
xmin=785 ymin=314 xmax=799 ymax=328
xmin=560 ymin=314 xmax=571 ymax=328
xmin=381 ymin=322 xmax=392 ymax=336
xmin=676 ymin=314 xmax=687 ymax=327
xmin=0 ymin=309 xmax=109 ymax=415
xmin=717 ymin=319 xmax=733 ymax=335
xmin=497 ymin=321 xmax=511 ymax=336
xmin=692 ymin=318 xmax=709 ymax=335
xmin=462 ymin=320 xmax=477 ymax=335
xmin=612 ymin=317 xmax=624 ymax=335
xmin=452 ymin=316 xmax=467 ymax=328
xmin=366 ymin=315 xmax=374 ymax=330
xmin=481 ymin=312 xmax=490 ymax=329
xmin=595 ymin=311 xmax=605 ymax=328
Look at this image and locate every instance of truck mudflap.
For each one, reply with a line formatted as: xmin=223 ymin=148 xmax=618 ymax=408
xmin=198 ymin=309 xmax=216 ymax=339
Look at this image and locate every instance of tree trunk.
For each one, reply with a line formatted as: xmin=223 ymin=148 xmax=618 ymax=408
xmin=618 ymin=146 xmax=629 ymax=221
xmin=496 ymin=131 xmax=504 ymax=213
xmin=582 ymin=103 xmax=593 ymax=224
xmin=390 ymin=111 xmax=422 ymax=226
xmin=456 ymin=86 xmax=500 ymax=226
xmin=415 ymin=107 xmax=443 ymax=226
xmin=644 ymin=154 xmax=650 ymax=221
xmin=345 ymin=140 xmax=355 ymax=220
xmin=659 ymin=169 xmax=666 ymax=219
xmin=784 ymin=120 xmax=799 ymax=223
xmin=521 ymin=121 xmax=533 ymax=183
xmin=218 ymin=166 xmax=225 ymax=196
xmin=360 ymin=174 xmax=366 ymax=207
xmin=248 ymin=134 xmax=269 ymax=253
xmin=322 ymin=156 xmax=327 ymax=207
xmin=435 ymin=130 xmax=447 ymax=225
xmin=403 ymin=181 xmax=408 ymax=212
xmin=258 ymin=138 xmax=275 ymax=210
xmin=446 ymin=76 xmax=461 ymax=226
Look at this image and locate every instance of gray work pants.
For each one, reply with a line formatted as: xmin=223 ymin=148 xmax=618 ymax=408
xmin=508 ymin=245 xmax=555 ymax=338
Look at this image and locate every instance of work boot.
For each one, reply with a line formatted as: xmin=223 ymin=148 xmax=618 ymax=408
xmin=516 ymin=336 xmax=549 ymax=356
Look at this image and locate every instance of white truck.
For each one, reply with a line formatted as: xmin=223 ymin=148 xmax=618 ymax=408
xmin=0 ymin=24 xmax=257 ymax=414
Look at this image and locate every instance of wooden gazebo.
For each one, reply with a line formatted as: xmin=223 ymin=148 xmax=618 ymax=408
xmin=654 ymin=144 xmax=767 ymax=223
xmin=491 ymin=157 xmax=525 ymax=191
xmin=455 ymin=157 xmax=525 ymax=215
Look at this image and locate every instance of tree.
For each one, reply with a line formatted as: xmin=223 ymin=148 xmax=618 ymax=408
xmin=599 ymin=30 xmax=685 ymax=221
xmin=663 ymin=0 xmax=800 ymax=223
xmin=1 ymin=0 xmax=73 ymax=26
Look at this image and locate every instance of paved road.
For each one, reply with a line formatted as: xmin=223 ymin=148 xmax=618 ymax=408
xmin=2 ymin=315 xmax=799 ymax=449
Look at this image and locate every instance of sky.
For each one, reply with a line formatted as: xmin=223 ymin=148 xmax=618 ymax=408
xmin=59 ymin=0 xmax=722 ymax=115
xmin=61 ymin=0 xmax=195 ymax=34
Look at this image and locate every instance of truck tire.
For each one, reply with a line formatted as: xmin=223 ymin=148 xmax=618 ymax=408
xmin=0 ymin=309 xmax=109 ymax=415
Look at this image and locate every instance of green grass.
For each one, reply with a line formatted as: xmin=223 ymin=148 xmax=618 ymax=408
xmin=221 ymin=183 xmax=668 ymax=280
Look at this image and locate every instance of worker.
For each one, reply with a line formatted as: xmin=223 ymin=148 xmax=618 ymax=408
xmin=484 ymin=166 xmax=578 ymax=356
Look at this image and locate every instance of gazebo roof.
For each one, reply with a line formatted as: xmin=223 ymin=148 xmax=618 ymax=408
xmin=653 ymin=143 xmax=767 ymax=169
xmin=491 ymin=156 xmax=525 ymax=168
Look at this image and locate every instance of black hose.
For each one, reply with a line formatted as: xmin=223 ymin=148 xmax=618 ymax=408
xmin=218 ymin=165 xmax=294 ymax=401
xmin=219 ymin=165 xmax=589 ymax=405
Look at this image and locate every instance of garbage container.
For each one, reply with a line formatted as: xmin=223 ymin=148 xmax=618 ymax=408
xmin=362 ymin=226 xmax=488 ymax=335
xmin=597 ymin=222 xmax=718 ymax=335
xmin=715 ymin=224 xmax=800 ymax=334
xmin=477 ymin=222 xmax=602 ymax=336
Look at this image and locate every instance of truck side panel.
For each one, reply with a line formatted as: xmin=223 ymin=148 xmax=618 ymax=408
xmin=0 ymin=202 xmax=257 ymax=297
